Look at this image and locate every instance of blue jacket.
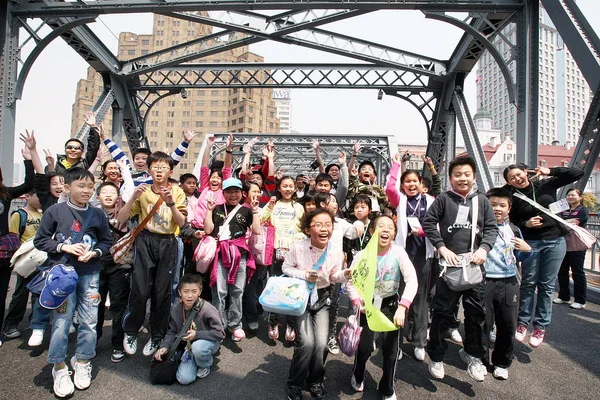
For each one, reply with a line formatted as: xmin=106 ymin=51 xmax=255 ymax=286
xmin=484 ymin=221 xmax=532 ymax=279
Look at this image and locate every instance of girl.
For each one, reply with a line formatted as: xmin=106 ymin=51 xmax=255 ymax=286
xmin=385 ymin=154 xmax=436 ymax=361
xmin=262 ymin=176 xmax=305 ymax=342
xmin=347 ymin=215 xmax=418 ymax=400
xmin=283 ymin=209 xmax=351 ymax=400
xmin=502 ymin=163 xmax=583 ymax=347
xmin=555 ymin=188 xmax=589 ymax=310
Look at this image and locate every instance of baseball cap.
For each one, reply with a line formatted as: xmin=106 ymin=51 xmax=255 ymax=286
xmin=222 ymin=178 xmax=243 ymax=191
xmin=39 ymin=264 xmax=78 ymax=309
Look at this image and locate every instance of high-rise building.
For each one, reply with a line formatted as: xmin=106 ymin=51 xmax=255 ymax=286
xmin=71 ymin=13 xmax=280 ymax=172
xmin=272 ymin=89 xmax=292 ymax=133
xmin=476 ymin=6 xmax=590 ymax=146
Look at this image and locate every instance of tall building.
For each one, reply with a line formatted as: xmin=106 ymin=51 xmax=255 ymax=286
xmin=71 ymin=13 xmax=280 ymax=172
xmin=476 ymin=6 xmax=590 ymax=146
xmin=273 ymin=89 xmax=292 ymax=133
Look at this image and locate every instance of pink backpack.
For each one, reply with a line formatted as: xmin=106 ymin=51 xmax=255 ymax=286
xmin=249 ymin=223 xmax=275 ymax=266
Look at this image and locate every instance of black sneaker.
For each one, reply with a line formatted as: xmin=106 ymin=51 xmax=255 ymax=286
xmin=327 ymin=336 xmax=339 ymax=355
xmin=3 ymin=327 xmax=21 ymax=339
xmin=309 ymin=383 xmax=325 ymax=399
xmin=287 ymin=386 xmax=303 ymax=400
xmin=111 ymin=349 xmax=126 ymax=363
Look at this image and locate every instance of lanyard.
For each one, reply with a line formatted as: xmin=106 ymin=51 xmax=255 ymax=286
xmin=516 ymin=185 xmax=536 ymax=203
xmin=406 ymin=195 xmax=423 ymax=217
xmin=358 ymin=222 xmax=370 ymax=248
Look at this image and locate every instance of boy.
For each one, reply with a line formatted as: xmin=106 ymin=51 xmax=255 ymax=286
xmin=422 ymin=156 xmax=498 ymax=382
xmin=49 ymin=112 xmax=100 ymax=175
xmin=2 ymin=190 xmax=43 ymax=340
xmin=119 ymin=152 xmax=187 ymax=357
xmin=96 ymin=181 xmax=133 ymax=363
xmin=33 ymin=167 xmax=112 ymax=398
xmin=204 ymin=178 xmax=261 ymax=341
xmin=483 ymin=188 xmax=532 ymax=380
xmin=347 ymin=160 xmax=390 ymax=216
xmin=154 ymin=274 xmax=225 ymax=384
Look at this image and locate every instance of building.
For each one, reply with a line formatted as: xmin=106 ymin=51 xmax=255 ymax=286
xmin=273 ymin=90 xmax=292 ymax=133
xmin=71 ymin=13 xmax=280 ymax=172
xmin=476 ymin=6 xmax=590 ymax=146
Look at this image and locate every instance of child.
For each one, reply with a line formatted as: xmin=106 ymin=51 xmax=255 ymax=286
xmin=347 ymin=159 xmax=390 ymax=217
xmin=2 ymin=190 xmax=42 ymax=340
xmin=204 ymin=178 xmax=261 ymax=341
xmin=422 ymin=156 xmax=498 ymax=382
xmin=120 ymin=152 xmax=188 ymax=357
xmin=49 ymin=112 xmax=100 ymax=175
xmin=301 ymin=193 xmax=317 ymax=214
xmin=344 ymin=194 xmax=373 ymax=266
xmin=483 ymin=188 xmax=531 ymax=380
xmin=33 ymin=167 xmax=112 ymax=397
xmin=154 ymin=274 xmax=225 ymax=384
xmin=347 ymin=215 xmax=418 ymax=400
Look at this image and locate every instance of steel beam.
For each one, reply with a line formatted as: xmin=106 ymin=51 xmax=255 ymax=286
xmin=0 ymin=3 xmax=18 ymax=184
xmin=12 ymin=1 xmax=527 ymax=18
xmin=132 ymin=64 xmax=431 ymax=90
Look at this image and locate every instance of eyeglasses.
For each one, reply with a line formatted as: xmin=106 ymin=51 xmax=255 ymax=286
xmin=150 ymin=166 xmax=171 ymax=172
xmin=310 ymin=222 xmax=333 ymax=229
xmin=65 ymin=145 xmax=82 ymax=151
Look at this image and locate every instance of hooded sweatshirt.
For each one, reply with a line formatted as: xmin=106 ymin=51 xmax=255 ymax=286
xmin=423 ymin=190 xmax=498 ymax=255
xmin=484 ymin=222 xmax=532 ymax=279
xmin=160 ymin=300 xmax=225 ymax=349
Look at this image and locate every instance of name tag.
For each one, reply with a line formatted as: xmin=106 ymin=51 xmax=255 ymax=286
xmin=373 ymin=295 xmax=383 ymax=310
xmin=455 ymin=205 xmax=470 ymax=225
xmin=370 ymin=196 xmax=381 ymax=213
xmin=549 ymin=198 xmax=569 ymax=214
xmin=407 ymin=217 xmax=422 ymax=231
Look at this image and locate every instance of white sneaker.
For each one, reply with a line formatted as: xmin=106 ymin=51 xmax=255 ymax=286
xmin=70 ymin=356 xmax=92 ymax=390
xmin=489 ymin=330 xmax=496 ymax=344
xmin=52 ymin=366 xmax=75 ymax=398
xmin=350 ymin=374 xmax=364 ymax=392
xmin=414 ymin=347 xmax=426 ymax=361
xmin=28 ymin=329 xmax=44 ymax=347
xmin=397 ymin=349 xmax=403 ymax=360
xmin=142 ymin=339 xmax=160 ymax=356
xmin=123 ymin=334 xmax=138 ymax=355
xmin=514 ymin=325 xmax=527 ymax=343
xmin=448 ymin=328 xmax=463 ymax=343
xmin=552 ymin=297 xmax=569 ymax=304
xmin=493 ymin=366 xmax=509 ymax=380
xmin=383 ymin=393 xmax=397 ymax=400
xmin=196 ymin=367 xmax=210 ymax=379
xmin=459 ymin=349 xmax=486 ymax=382
xmin=428 ymin=360 xmax=445 ymax=379
xmin=570 ymin=302 xmax=586 ymax=309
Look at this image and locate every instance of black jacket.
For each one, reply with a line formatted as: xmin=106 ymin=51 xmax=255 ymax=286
xmin=49 ymin=128 xmax=100 ymax=175
xmin=0 ymin=160 xmax=35 ymax=238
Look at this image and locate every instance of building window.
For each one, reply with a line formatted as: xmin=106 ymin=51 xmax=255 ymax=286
xmin=195 ymin=121 xmax=203 ymax=127
xmin=210 ymin=122 xmax=217 ymax=127
xmin=210 ymin=101 xmax=219 ymax=107
xmin=196 ymin=111 xmax=204 ymax=117
xmin=211 ymin=90 xmax=219 ymax=96
xmin=142 ymin=39 xmax=150 ymax=46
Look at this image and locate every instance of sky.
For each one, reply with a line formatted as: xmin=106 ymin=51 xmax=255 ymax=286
xmin=10 ymin=1 xmax=600 ymax=170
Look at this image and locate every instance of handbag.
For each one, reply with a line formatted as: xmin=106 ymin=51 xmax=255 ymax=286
xmin=248 ymin=223 xmax=275 ymax=265
xmin=259 ymin=244 xmax=329 ymax=316
xmin=513 ymin=192 xmax=597 ymax=252
xmin=439 ymin=196 xmax=484 ymax=291
xmin=193 ymin=204 xmax=242 ymax=273
xmin=11 ymin=237 xmax=48 ymax=278
xmin=0 ymin=233 xmax=21 ymax=259
xmin=150 ymin=299 xmax=205 ymax=385
xmin=337 ymin=307 xmax=363 ymax=357
xmin=110 ymin=197 xmax=164 ymax=264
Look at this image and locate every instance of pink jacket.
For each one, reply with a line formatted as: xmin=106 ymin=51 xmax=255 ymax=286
xmin=191 ymin=166 xmax=232 ymax=229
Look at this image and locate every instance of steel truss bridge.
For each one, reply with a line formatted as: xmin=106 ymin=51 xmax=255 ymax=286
xmin=1 ymin=1 xmax=599 ymax=194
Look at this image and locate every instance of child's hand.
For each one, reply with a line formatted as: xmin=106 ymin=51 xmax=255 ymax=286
xmin=62 ymin=243 xmax=88 ymax=256
xmin=338 ymin=151 xmax=347 ymax=166
xmin=392 ymin=153 xmax=402 ymax=164
xmin=352 ymin=220 xmax=364 ymax=238
xmin=78 ymin=250 xmax=97 ymax=263
xmin=194 ymin=230 xmax=205 ymax=239
xmin=305 ymin=270 xmax=319 ymax=283
xmin=154 ymin=347 xmax=168 ymax=361
xmin=183 ymin=329 xmax=195 ymax=342
xmin=160 ymin=186 xmax=174 ymax=203
xmin=183 ymin=129 xmax=197 ymax=143
xmin=251 ymin=194 xmax=260 ymax=212
xmin=133 ymin=184 xmax=148 ymax=200
xmin=471 ymin=248 xmax=488 ymax=265
xmin=43 ymin=149 xmax=55 ymax=166
xmin=394 ymin=305 xmax=407 ymax=327
xmin=267 ymin=196 xmax=276 ymax=209
xmin=206 ymin=135 xmax=216 ymax=148
xmin=206 ymin=195 xmax=216 ymax=211
xmin=511 ymin=238 xmax=532 ymax=252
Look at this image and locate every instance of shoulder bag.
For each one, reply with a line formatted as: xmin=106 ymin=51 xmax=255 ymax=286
xmin=194 ymin=204 xmax=242 ymax=273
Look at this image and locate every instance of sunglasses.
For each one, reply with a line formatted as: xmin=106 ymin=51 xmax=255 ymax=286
xmin=65 ymin=145 xmax=82 ymax=151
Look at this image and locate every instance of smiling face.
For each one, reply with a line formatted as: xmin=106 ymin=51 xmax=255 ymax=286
xmin=224 ymin=187 xmax=242 ymax=206
xmin=320 ymin=194 xmax=338 ymax=215
xmin=65 ymin=140 xmax=83 ymax=162
xmin=328 ymin=166 xmax=340 ymax=181
xmin=401 ymin=172 xmax=421 ymax=197
xmin=245 ymin=183 xmax=261 ymax=205
xmin=178 ymin=283 xmax=201 ymax=309
xmin=134 ymin=153 xmax=149 ymax=171
xmin=489 ymin=196 xmax=511 ymax=224
xmin=359 ymin=164 xmax=376 ymax=183
xmin=566 ymin=189 xmax=582 ymax=206
xmin=103 ymin=161 xmax=121 ymax=183
xmin=50 ymin=175 xmax=64 ymax=198
xmin=505 ymin=168 xmax=530 ymax=189
xmin=373 ymin=216 xmax=397 ymax=250
xmin=181 ymin=177 xmax=198 ymax=196
xmin=209 ymin=171 xmax=222 ymax=191
xmin=303 ymin=199 xmax=316 ymax=213
xmin=149 ymin=161 xmax=172 ymax=185
xmin=306 ymin=212 xmax=334 ymax=249
xmin=65 ymin=177 xmax=95 ymax=207
xmin=449 ymin=164 xmax=475 ymax=196
xmin=98 ymin=184 xmax=119 ymax=209
xmin=278 ymin=178 xmax=296 ymax=201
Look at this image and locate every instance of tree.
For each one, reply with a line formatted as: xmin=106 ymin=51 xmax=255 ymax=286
xmin=582 ymin=192 xmax=599 ymax=213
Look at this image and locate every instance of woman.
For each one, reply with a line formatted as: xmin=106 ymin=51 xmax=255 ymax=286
xmin=282 ymin=209 xmax=351 ymax=400
xmin=98 ymin=159 xmax=134 ymax=202
xmin=346 ymin=215 xmax=417 ymax=400
xmin=262 ymin=176 xmax=304 ymax=342
xmin=385 ymin=153 xmax=435 ymax=361
xmin=502 ymin=163 xmax=583 ymax=348
xmin=554 ymin=188 xmax=589 ymax=310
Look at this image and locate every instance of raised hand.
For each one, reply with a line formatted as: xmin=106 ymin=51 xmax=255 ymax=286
xmin=261 ymin=145 xmax=269 ymax=158
xmin=83 ymin=111 xmax=97 ymax=127
xmin=19 ymin=129 xmax=37 ymax=150
xmin=421 ymin=154 xmax=434 ymax=166
xmin=392 ymin=153 xmax=402 ymax=164
xmin=312 ymin=140 xmax=320 ymax=151
xmin=133 ymin=184 xmax=148 ymax=200
xmin=43 ymin=149 xmax=55 ymax=168
xmin=183 ymin=129 xmax=197 ymax=143
xmin=21 ymin=147 xmax=32 ymax=161
xmin=527 ymin=167 xmax=551 ymax=179
xmin=206 ymin=135 xmax=216 ymax=148
xmin=116 ymin=158 xmax=128 ymax=171
xmin=96 ymin=147 xmax=109 ymax=163
xmin=98 ymin=124 xmax=106 ymax=140
xmin=267 ymin=138 xmax=275 ymax=152
xmin=251 ymin=194 xmax=260 ymax=213
xmin=226 ymin=133 xmax=234 ymax=149
xmin=353 ymin=141 xmax=362 ymax=155
xmin=338 ymin=151 xmax=347 ymax=165
xmin=350 ymin=163 xmax=358 ymax=177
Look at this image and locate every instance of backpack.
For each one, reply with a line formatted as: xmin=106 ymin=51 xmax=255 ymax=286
xmin=12 ymin=209 xmax=28 ymax=238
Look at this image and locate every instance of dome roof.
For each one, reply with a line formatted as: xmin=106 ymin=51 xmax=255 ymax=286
xmin=473 ymin=107 xmax=492 ymax=120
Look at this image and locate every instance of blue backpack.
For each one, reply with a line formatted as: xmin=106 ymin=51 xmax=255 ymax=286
xmin=11 ymin=209 xmax=28 ymax=238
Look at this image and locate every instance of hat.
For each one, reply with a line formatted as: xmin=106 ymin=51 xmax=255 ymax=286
xmin=40 ymin=264 xmax=78 ymax=309
xmin=222 ymin=178 xmax=243 ymax=191
xmin=358 ymin=160 xmax=377 ymax=175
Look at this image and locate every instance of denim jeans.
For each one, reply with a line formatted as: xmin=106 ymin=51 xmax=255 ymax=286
xmin=48 ymin=272 xmax=100 ymax=364
xmin=30 ymin=293 xmax=51 ymax=330
xmin=518 ymin=237 xmax=566 ymax=330
xmin=213 ymin=255 xmax=247 ymax=330
xmin=176 ymin=339 xmax=220 ymax=385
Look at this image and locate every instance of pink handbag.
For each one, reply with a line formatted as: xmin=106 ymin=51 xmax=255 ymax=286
xmin=194 ymin=235 xmax=217 ymax=274
xmin=337 ymin=308 xmax=363 ymax=357
xmin=249 ymin=224 xmax=275 ymax=266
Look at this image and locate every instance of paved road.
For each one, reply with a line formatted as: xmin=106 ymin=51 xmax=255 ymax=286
xmin=1 ymin=295 xmax=599 ymax=400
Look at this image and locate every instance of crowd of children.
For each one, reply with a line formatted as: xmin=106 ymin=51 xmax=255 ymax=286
xmin=0 ymin=120 xmax=590 ymax=399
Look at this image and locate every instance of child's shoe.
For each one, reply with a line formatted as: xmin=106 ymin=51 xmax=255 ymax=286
xmin=52 ymin=366 xmax=74 ymax=398
xmin=70 ymin=356 xmax=92 ymax=390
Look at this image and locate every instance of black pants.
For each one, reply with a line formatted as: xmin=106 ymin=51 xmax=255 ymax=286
xmin=406 ymin=255 xmax=432 ymax=348
xmin=328 ymin=283 xmax=342 ymax=339
xmin=98 ymin=266 xmax=131 ymax=350
xmin=3 ymin=273 xmax=35 ymax=332
xmin=427 ymin=278 xmax=486 ymax=362
xmin=483 ymin=276 xmax=518 ymax=368
xmin=243 ymin=263 xmax=268 ymax=325
xmin=353 ymin=296 xmax=402 ymax=397
xmin=557 ymin=251 xmax=587 ymax=304
xmin=123 ymin=230 xmax=177 ymax=342
xmin=0 ymin=260 xmax=12 ymax=333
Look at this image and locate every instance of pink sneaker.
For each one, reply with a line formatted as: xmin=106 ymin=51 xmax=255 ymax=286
xmin=515 ymin=325 xmax=527 ymax=343
xmin=528 ymin=328 xmax=545 ymax=348
xmin=230 ymin=328 xmax=246 ymax=342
